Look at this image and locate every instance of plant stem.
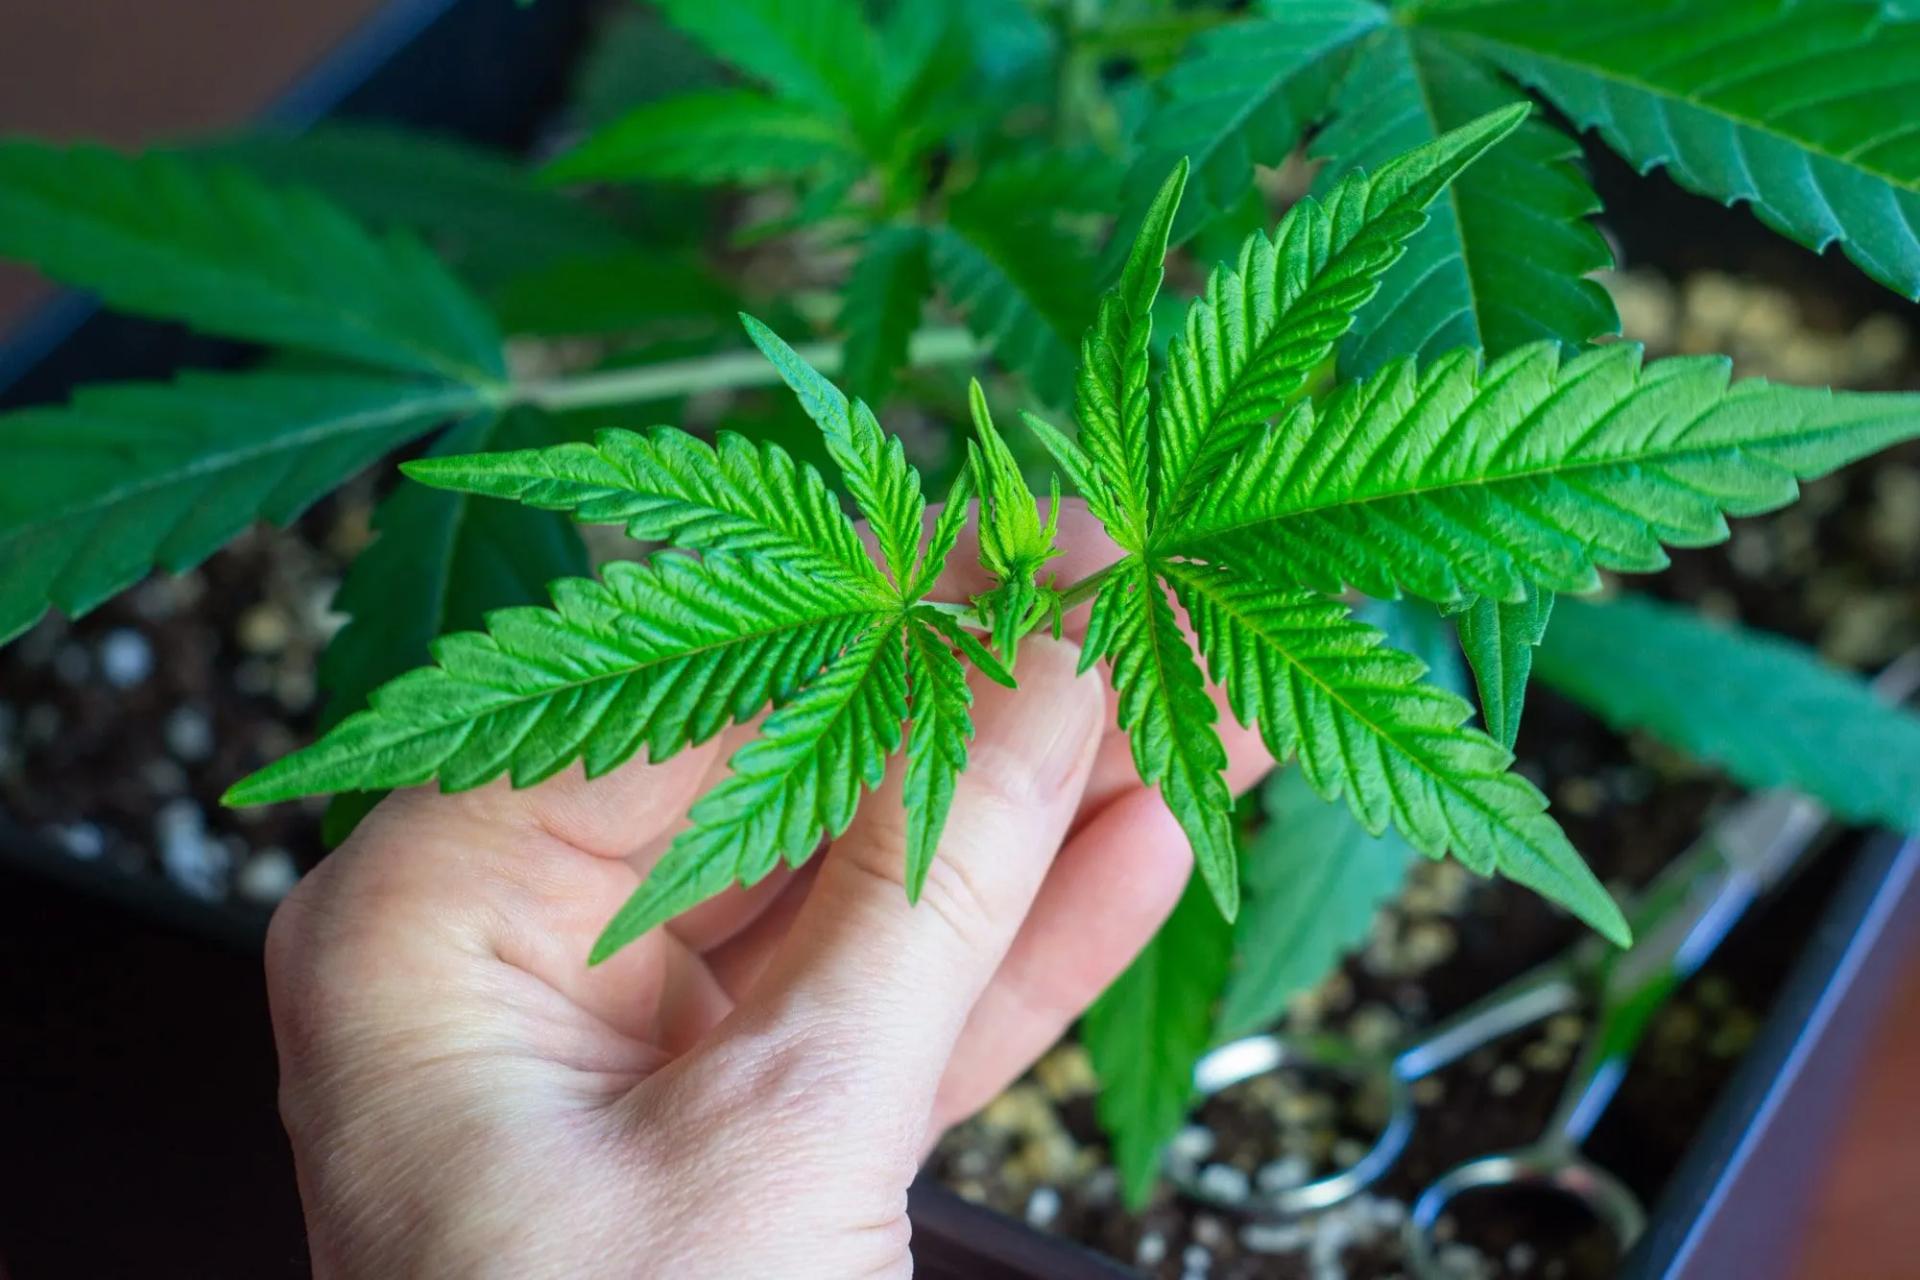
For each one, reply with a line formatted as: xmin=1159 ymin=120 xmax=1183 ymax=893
xmin=511 ymin=326 xmax=983 ymax=413
xmin=1054 ymin=558 xmax=1127 ymax=610
xmin=925 ymin=556 xmax=1130 ymax=633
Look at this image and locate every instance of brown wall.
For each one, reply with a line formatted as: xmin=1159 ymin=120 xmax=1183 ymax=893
xmin=0 ymin=0 xmax=386 ymax=331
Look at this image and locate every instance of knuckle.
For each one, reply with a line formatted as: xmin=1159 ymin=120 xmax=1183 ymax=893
xmin=907 ymin=845 xmax=1001 ymax=952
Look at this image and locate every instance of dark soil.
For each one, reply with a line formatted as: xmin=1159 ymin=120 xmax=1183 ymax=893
xmin=0 ymin=482 xmax=372 ymax=915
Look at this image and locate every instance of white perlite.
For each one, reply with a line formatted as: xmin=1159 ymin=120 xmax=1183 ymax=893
xmin=237 ymin=847 xmax=300 ymax=904
xmin=1023 ymin=1186 xmax=1060 ymax=1230
xmin=98 ymin=628 xmax=154 ymax=689
xmin=156 ymin=798 xmax=230 ymax=900
xmin=164 ymin=706 xmax=215 ymax=762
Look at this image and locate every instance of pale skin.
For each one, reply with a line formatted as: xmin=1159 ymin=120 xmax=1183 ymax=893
xmin=267 ymin=509 xmax=1270 ymax=1277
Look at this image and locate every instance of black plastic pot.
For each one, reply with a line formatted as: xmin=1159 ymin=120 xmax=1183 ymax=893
xmin=3 ymin=2 xmax=1917 ymax=1277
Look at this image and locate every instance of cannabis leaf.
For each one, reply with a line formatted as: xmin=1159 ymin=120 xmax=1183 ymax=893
xmin=1082 ymin=867 xmax=1234 ymax=1206
xmin=1060 ymin=109 xmax=1619 ymax=928
xmin=1113 ymin=0 xmax=1384 ymax=259
xmin=223 ymin=550 xmax=891 ymax=807
xmin=966 ymin=381 xmax=1060 ymax=663
xmin=192 ymin=123 xmax=633 ymax=289
xmin=227 ymin=317 xmax=1004 ymax=962
xmin=1169 ymin=343 xmax=1920 ymax=605
xmin=1310 ymin=29 xmax=1617 ymax=377
xmin=1453 ymin=588 xmax=1555 ymax=750
xmin=1086 ymin=559 xmax=1240 ymax=919
xmin=0 ymin=372 xmax=486 ymax=644
xmin=592 ymin=617 xmax=910 ymax=959
xmin=405 ymin=423 xmax=882 ymax=587
xmin=1165 ymin=562 xmax=1624 ymax=943
xmin=1079 ymin=159 xmax=1187 ymax=549
xmin=742 ymin=315 xmax=925 ymax=588
xmin=542 ymin=89 xmax=863 ymax=185
xmin=0 ymin=142 xmax=505 ymax=382
xmin=931 ymin=174 xmax=1099 ymax=405
xmin=1218 ymin=596 xmax=1467 ymax=1039
xmin=1535 ymin=593 xmax=1920 ymax=829
xmin=839 ymin=226 xmax=932 ymax=404
xmin=1413 ymin=0 xmax=1920 ymax=299
xmin=1152 ymin=103 xmax=1529 ymax=521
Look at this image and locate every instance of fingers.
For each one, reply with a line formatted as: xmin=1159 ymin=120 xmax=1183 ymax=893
xmin=930 ymin=788 xmax=1193 ymax=1129
xmin=711 ymin=635 xmax=1104 ymax=1122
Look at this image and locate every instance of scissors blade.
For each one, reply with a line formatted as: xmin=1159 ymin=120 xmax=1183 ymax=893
xmin=1707 ymin=789 xmax=1828 ymax=890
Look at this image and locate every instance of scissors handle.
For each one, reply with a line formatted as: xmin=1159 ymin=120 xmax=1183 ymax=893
xmin=1403 ymin=1145 xmax=1646 ymax=1280
xmin=1394 ymin=962 xmax=1583 ymax=1080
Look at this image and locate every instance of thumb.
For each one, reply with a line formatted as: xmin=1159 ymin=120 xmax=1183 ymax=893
xmin=733 ymin=634 xmax=1104 ymax=1115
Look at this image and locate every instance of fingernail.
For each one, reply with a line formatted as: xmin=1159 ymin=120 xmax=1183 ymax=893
xmin=966 ymin=636 xmax=1103 ymax=800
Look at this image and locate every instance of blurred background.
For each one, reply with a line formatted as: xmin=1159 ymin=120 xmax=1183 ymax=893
xmin=1 ymin=2 xmax=1917 ymax=1277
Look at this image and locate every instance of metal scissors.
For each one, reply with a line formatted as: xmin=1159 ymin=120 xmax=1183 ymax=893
xmin=1172 ymin=650 xmax=1920 ymax=1275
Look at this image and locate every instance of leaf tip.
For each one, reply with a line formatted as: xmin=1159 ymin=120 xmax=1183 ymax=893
xmin=220 ymin=771 xmax=274 ymax=809
xmin=1589 ymin=895 xmax=1633 ymax=949
xmin=736 ymin=311 xmax=778 ymax=349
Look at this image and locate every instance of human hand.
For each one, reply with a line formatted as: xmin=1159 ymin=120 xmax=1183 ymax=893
xmin=266 ymin=511 xmax=1268 ymax=1278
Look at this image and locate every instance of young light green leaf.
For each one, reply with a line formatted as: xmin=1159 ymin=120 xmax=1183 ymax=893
xmin=1414 ymin=0 xmax=1920 ymax=299
xmin=1151 ymin=104 xmax=1528 ymax=520
xmin=0 ymin=371 xmax=484 ymax=645
xmin=1083 ymin=867 xmax=1235 ymax=1207
xmin=1162 ymin=561 xmax=1627 ymax=945
xmin=741 ymin=314 xmax=925 ymax=588
xmin=839 ymin=226 xmax=932 ymax=404
xmin=591 ymin=617 xmax=907 ymax=961
xmin=543 ymin=89 xmax=861 ymax=185
xmin=1310 ymin=31 xmax=1617 ymax=376
xmin=914 ymin=605 xmax=1016 ymax=691
xmin=967 ymin=379 xmax=1060 ymax=661
xmin=402 ymin=424 xmax=884 ymax=587
xmin=224 ymin=553 xmax=890 ymax=807
xmin=904 ymin=614 xmax=975 ymax=900
xmin=1016 ymin=410 xmax=1101 ymax=508
xmin=910 ymin=464 xmax=976 ymax=601
xmin=1217 ymin=766 xmax=1413 ymax=1040
xmin=1535 ymin=594 xmax=1920 ymax=830
xmin=1112 ymin=0 xmax=1384 ymax=259
xmin=1077 ymin=159 xmax=1187 ymax=549
xmin=1453 ymin=587 xmax=1555 ymax=750
xmin=0 ymin=143 xmax=504 ymax=382
xmin=1086 ymin=560 xmax=1239 ymax=919
xmin=1169 ymin=342 xmax=1920 ymax=605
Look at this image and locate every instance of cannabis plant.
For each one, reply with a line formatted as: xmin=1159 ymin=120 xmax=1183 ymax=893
xmin=4 ymin=0 xmax=1920 ymax=1206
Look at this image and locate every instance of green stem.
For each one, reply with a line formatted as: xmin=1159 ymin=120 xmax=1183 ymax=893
xmin=510 ymin=326 xmax=983 ymax=413
xmin=1054 ymin=558 xmax=1126 ymax=610
xmin=924 ymin=556 xmax=1129 ymax=633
